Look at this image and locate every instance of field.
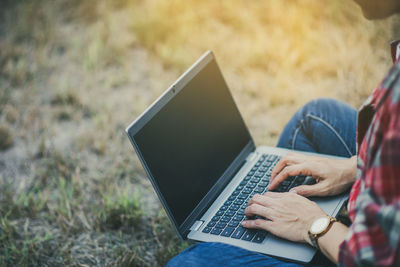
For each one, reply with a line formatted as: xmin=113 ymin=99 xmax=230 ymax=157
xmin=0 ymin=0 xmax=398 ymax=266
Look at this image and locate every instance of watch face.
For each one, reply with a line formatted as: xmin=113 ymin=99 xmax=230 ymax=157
xmin=310 ymin=217 xmax=330 ymax=235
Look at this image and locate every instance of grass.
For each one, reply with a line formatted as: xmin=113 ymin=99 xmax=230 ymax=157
xmin=0 ymin=0 xmax=398 ymax=266
xmin=0 ymin=124 xmax=13 ymax=150
xmin=132 ymin=0 xmax=397 ymax=146
xmin=130 ymin=0 xmax=396 ymax=110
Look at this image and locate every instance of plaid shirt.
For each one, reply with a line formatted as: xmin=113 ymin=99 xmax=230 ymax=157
xmin=338 ymin=41 xmax=400 ymax=266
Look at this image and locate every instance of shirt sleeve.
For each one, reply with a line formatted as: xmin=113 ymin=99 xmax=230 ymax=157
xmin=338 ymin=93 xmax=400 ymax=266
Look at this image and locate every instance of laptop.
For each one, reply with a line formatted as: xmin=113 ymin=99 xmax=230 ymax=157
xmin=125 ymin=51 xmax=348 ymax=263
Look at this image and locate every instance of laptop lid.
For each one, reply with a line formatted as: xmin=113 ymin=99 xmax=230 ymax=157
xmin=126 ymin=51 xmax=255 ymax=238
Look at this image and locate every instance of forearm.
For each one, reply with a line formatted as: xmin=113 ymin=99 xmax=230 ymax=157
xmin=314 ymin=156 xmax=354 ymax=262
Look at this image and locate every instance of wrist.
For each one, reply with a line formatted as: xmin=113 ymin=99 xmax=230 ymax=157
xmin=303 ymin=214 xmax=323 ymax=245
xmin=306 ymin=215 xmax=337 ymax=249
xmin=339 ymin=156 xmax=357 ymax=185
xmin=303 ymin=230 xmax=313 ymax=246
xmin=345 ymin=156 xmax=357 ymax=181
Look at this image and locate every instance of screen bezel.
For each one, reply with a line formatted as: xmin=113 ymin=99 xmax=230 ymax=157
xmin=125 ymin=51 xmax=255 ymax=238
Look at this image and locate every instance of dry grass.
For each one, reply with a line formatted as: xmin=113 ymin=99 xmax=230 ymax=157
xmin=0 ymin=0 xmax=398 ymax=266
xmin=131 ymin=0 xmax=397 ymax=144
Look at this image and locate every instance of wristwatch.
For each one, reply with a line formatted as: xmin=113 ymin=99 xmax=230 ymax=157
xmin=308 ymin=216 xmax=337 ymax=250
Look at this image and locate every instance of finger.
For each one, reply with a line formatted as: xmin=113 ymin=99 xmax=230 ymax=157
xmin=289 ymin=182 xmax=326 ymax=197
xmin=241 ymin=219 xmax=275 ymax=232
xmin=269 ymin=164 xmax=310 ymax=190
xmin=245 ymin=203 xmax=276 ymax=218
xmin=247 ymin=194 xmax=275 ymax=207
xmin=270 ymin=154 xmax=299 ymax=180
xmin=263 ymin=191 xmax=289 ymax=198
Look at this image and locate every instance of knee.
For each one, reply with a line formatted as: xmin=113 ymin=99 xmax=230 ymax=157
xmin=299 ymin=98 xmax=337 ymax=116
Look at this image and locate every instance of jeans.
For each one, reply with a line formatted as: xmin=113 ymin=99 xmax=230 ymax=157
xmin=277 ymin=98 xmax=357 ymax=157
xmin=167 ymin=98 xmax=357 ymax=267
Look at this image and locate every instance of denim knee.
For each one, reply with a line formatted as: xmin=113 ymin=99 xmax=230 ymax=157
xmin=297 ymin=98 xmax=341 ymax=119
xmin=277 ymin=98 xmax=357 ymax=156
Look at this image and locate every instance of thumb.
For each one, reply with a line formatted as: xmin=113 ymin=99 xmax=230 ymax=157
xmin=290 ymin=183 xmax=325 ymax=197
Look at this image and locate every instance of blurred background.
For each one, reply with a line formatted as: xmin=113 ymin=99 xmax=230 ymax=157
xmin=0 ymin=0 xmax=398 ymax=265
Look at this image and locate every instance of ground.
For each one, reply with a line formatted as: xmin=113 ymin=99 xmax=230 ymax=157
xmin=0 ymin=0 xmax=397 ymax=266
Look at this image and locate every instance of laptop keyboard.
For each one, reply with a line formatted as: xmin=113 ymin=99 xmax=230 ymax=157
xmin=201 ymin=153 xmax=313 ymax=243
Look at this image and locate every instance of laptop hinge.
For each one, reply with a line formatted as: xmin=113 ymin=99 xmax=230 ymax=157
xmin=190 ymin=220 xmax=204 ymax=231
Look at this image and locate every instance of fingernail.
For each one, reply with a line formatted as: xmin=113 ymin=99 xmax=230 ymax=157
xmin=241 ymin=221 xmax=247 ymax=226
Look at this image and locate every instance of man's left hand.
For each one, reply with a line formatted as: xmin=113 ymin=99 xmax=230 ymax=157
xmin=241 ymin=192 xmax=326 ymax=244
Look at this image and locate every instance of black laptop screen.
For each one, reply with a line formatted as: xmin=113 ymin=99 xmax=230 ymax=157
xmin=134 ymin=58 xmax=252 ymax=226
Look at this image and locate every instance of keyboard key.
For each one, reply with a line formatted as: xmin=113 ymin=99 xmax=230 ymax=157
xmin=272 ymin=186 xmax=283 ymax=192
xmin=252 ymin=231 xmax=268 ymax=243
xmin=240 ymin=180 xmax=248 ymax=186
xmin=236 ymin=185 xmax=244 ymax=190
xmin=221 ymin=227 xmax=236 ymax=237
xmin=243 ymin=188 xmax=252 ymax=194
xmin=295 ymin=175 xmax=306 ymax=184
xmin=254 ymin=187 xmax=264 ymax=193
xmin=287 ymin=176 xmax=295 ymax=182
xmin=232 ymin=226 xmax=246 ymax=239
xmin=246 ymin=183 xmax=256 ymax=189
xmin=234 ymin=199 xmax=244 ymax=205
xmin=225 ymin=200 xmax=233 ymax=206
xmin=237 ymin=194 xmax=247 ymax=200
xmin=202 ymin=226 xmax=212 ymax=233
xmin=242 ymin=230 xmax=257 ymax=241
xmin=251 ymin=166 xmax=258 ymax=171
xmin=259 ymin=182 xmax=268 ymax=187
xmin=244 ymin=175 xmax=252 ymax=181
xmin=255 ymin=162 xmax=261 ymax=167
xmin=263 ymin=162 xmax=272 ymax=167
xmin=237 ymin=208 xmax=245 ymax=215
xmin=248 ymin=171 xmax=255 ymax=176
xmin=228 ymin=220 xmax=239 ymax=227
xmin=216 ymin=222 xmax=227 ymax=228
xmin=225 ymin=210 xmax=235 ymax=217
xmin=220 ymin=205 xmax=228 ymax=211
xmin=233 ymin=215 xmax=244 ymax=221
xmin=255 ymin=172 xmax=263 ymax=178
xmin=232 ymin=190 xmax=240 ymax=196
xmin=216 ymin=210 xmax=224 ymax=216
xmin=211 ymin=228 xmax=222 ymax=235
xmin=241 ymin=190 xmax=250 ymax=195
xmin=258 ymin=167 xmax=268 ymax=172
xmin=251 ymin=177 xmax=261 ymax=183
xmin=305 ymin=177 xmax=317 ymax=186
xmin=229 ymin=204 xmax=240 ymax=211
xmin=220 ymin=216 xmax=231 ymax=223
xmin=228 ymin=195 xmax=236 ymax=201
xmin=207 ymin=221 xmax=216 ymax=227
xmin=212 ymin=216 xmax=220 ymax=221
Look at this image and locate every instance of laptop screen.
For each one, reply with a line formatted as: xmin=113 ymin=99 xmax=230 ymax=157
xmin=133 ymin=58 xmax=252 ymax=226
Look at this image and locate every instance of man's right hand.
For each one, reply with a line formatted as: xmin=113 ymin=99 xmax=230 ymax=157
xmin=268 ymin=153 xmax=357 ymax=197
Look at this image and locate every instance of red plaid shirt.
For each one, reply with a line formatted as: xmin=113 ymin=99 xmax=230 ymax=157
xmin=339 ymin=41 xmax=400 ymax=266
